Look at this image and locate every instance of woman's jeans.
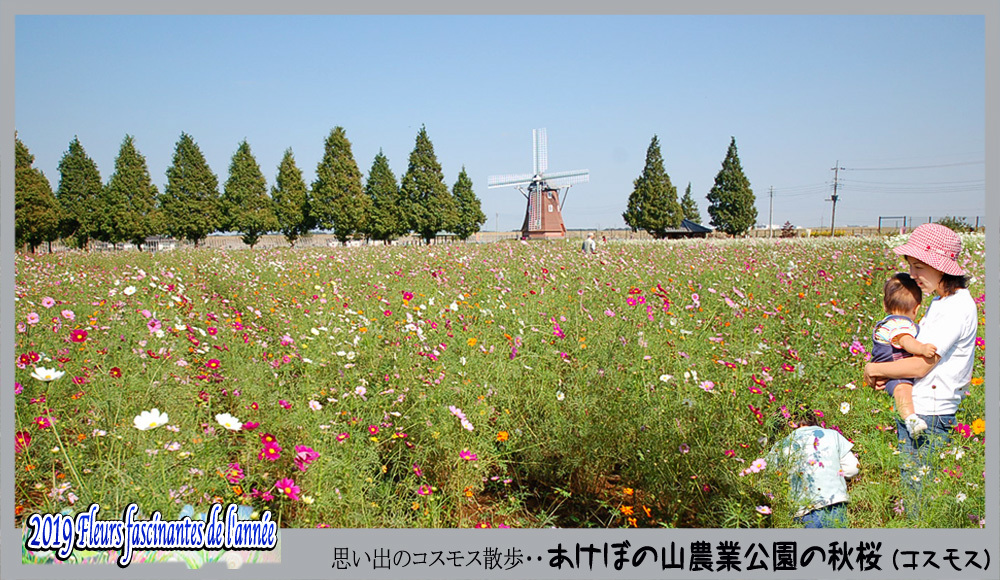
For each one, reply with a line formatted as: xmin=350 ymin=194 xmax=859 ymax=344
xmin=895 ymin=414 xmax=956 ymax=520
xmin=795 ymin=503 xmax=848 ymax=528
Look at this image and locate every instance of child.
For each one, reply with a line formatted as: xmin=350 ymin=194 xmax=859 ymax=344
xmin=871 ymin=273 xmax=938 ymax=436
xmin=769 ymin=410 xmax=860 ymax=528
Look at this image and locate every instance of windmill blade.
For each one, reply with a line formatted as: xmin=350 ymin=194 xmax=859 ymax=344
xmin=488 ymin=173 xmax=535 ymax=188
xmin=543 ymin=169 xmax=589 ymax=188
xmin=533 ymin=128 xmax=548 ymax=175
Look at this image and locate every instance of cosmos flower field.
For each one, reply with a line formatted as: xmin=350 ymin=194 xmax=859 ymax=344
xmin=14 ymin=235 xmax=987 ymax=528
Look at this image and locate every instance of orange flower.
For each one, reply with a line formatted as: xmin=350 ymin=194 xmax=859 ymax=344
xmin=971 ymin=418 xmax=985 ymax=435
xmin=621 ymin=505 xmax=634 ymax=516
xmin=627 ymin=517 xmax=638 ymax=528
xmin=970 ymin=377 xmax=984 ymax=386
xmin=496 ymin=431 xmax=509 ymax=442
xmin=623 ymin=487 xmax=634 ymax=496
xmin=467 ymin=337 xmax=478 ymax=347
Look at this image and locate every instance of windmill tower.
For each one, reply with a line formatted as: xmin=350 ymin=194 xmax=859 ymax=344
xmin=488 ymin=128 xmax=589 ymax=239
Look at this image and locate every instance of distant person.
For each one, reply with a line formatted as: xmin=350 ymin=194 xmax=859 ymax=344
xmin=869 ymin=273 xmax=938 ymax=437
xmin=768 ymin=409 xmax=860 ymax=528
xmin=863 ymin=223 xmax=977 ymax=519
xmin=602 ymin=235 xmax=607 ymax=244
xmin=581 ymin=233 xmax=597 ymax=254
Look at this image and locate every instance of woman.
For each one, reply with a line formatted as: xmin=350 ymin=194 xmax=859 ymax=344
xmin=862 ymin=223 xmax=978 ymax=519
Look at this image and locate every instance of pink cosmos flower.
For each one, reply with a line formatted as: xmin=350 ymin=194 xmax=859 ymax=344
xmin=15 ymin=431 xmax=31 ymax=453
xmin=34 ymin=416 xmax=53 ymax=429
xmin=368 ymin=425 xmax=379 ymax=436
xmin=417 ymin=484 xmax=433 ymax=496
xmin=402 ymin=291 xmax=414 ymax=301
xmin=280 ymin=334 xmax=293 ymax=346
xmin=699 ymin=381 xmax=715 ymax=392
xmin=41 ymin=297 xmax=56 ymax=308
xmin=225 ymin=462 xmax=245 ymax=484
xmin=293 ymin=445 xmax=320 ymax=471
xmin=279 ymin=399 xmax=292 ymax=410
xmin=147 ymin=319 xmax=162 ymax=332
xmin=954 ymin=423 xmax=972 ymax=438
xmin=259 ymin=441 xmax=282 ymax=461
xmin=336 ymin=432 xmax=350 ymax=442
xmin=61 ymin=309 xmax=75 ymax=320
xmin=459 ymin=450 xmax=478 ymax=461
xmin=275 ymin=477 xmax=301 ymax=501
xmin=70 ymin=329 xmax=88 ymax=343
xmin=27 ymin=312 xmax=40 ymax=325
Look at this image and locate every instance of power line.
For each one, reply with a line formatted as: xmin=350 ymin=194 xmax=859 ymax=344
xmin=844 ymin=160 xmax=984 ymax=171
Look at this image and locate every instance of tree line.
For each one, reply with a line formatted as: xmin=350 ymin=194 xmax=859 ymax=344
xmin=14 ymin=125 xmax=487 ymax=253
xmin=623 ymin=135 xmax=757 ymax=237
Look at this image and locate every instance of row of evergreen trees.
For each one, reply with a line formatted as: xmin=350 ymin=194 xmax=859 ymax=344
xmin=15 ymin=125 xmax=487 ymax=253
xmin=623 ymin=135 xmax=757 ymax=237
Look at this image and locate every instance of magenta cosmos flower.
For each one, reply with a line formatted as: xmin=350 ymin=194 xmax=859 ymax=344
xmin=459 ymin=450 xmax=478 ymax=461
xmin=224 ymin=462 xmax=245 ymax=484
xmin=259 ymin=441 xmax=282 ymax=461
xmin=293 ymin=445 xmax=320 ymax=471
xmin=69 ymin=329 xmax=88 ymax=343
xmin=275 ymin=477 xmax=301 ymax=501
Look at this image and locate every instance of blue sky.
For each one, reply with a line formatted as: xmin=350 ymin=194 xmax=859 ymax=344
xmin=15 ymin=15 xmax=985 ymax=231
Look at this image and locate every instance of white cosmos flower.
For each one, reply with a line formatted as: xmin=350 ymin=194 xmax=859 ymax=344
xmin=31 ymin=366 xmax=66 ymax=382
xmin=956 ymin=492 xmax=967 ymax=503
xmin=215 ymin=413 xmax=243 ymax=431
xmin=556 ymin=390 xmax=565 ymax=401
xmin=134 ymin=408 xmax=169 ymax=431
xmin=840 ymin=402 xmax=851 ymax=414
xmin=659 ymin=374 xmax=673 ymax=383
xmin=123 ymin=285 xmax=137 ymax=296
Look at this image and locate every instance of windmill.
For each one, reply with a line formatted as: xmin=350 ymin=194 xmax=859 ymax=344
xmin=488 ymin=128 xmax=589 ymax=239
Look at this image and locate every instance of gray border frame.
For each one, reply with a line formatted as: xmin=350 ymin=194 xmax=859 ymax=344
xmin=3 ymin=1 xmax=996 ymax=579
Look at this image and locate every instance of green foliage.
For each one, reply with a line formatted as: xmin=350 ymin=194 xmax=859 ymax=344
xmin=161 ymin=133 xmax=221 ymax=246
xmin=13 ymin=236 xmax=988 ymax=528
xmin=100 ymin=135 xmax=160 ymax=249
xmin=311 ymin=127 xmax=371 ymax=244
xmin=450 ymin=166 xmax=486 ymax=241
xmin=622 ymin=135 xmax=682 ymax=238
xmin=680 ymin=182 xmax=702 ymax=224
xmin=271 ymin=148 xmax=312 ymax=247
xmin=15 ymin=137 xmax=61 ymax=253
xmin=56 ymin=136 xmax=104 ymax=249
xmin=222 ymin=140 xmax=279 ymax=249
xmin=400 ymin=125 xmax=458 ymax=244
xmin=706 ymin=137 xmax=757 ymax=236
xmin=935 ymin=216 xmax=974 ymax=233
xmin=365 ymin=150 xmax=407 ymax=243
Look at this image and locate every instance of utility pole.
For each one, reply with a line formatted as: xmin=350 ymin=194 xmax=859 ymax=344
xmin=827 ymin=161 xmax=844 ymax=237
xmin=768 ymin=186 xmax=774 ymax=238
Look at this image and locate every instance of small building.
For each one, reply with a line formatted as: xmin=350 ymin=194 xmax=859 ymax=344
xmin=662 ymin=219 xmax=712 ymax=239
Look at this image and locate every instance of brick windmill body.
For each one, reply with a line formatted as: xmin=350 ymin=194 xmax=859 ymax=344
xmin=488 ymin=129 xmax=589 ymax=240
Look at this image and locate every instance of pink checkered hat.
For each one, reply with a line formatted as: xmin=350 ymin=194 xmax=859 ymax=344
xmin=892 ymin=223 xmax=964 ymax=276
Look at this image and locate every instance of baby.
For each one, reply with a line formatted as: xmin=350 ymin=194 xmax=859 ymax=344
xmin=870 ymin=273 xmax=937 ymax=436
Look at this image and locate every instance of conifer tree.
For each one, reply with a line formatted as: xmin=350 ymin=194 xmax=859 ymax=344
xmin=161 ymin=132 xmax=221 ymax=247
xmin=100 ymin=135 xmax=160 ymax=250
xmin=451 ymin=166 xmax=486 ymax=241
xmin=311 ymin=127 xmax=370 ymax=244
xmin=271 ymin=148 xmax=311 ymax=247
xmin=56 ymin=136 xmax=104 ymax=249
xmin=15 ymin=136 xmax=61 ymax=253
xmin=221 ymin=140 xmax=278 ymax=249
xmin=622 ymin=135 xmax=682 ymax=238
xmin=365 ymin=150 xmax=407 ymax=243
xmin=706 ymin=137 xmax=757 ymax=236
xmin=680 ymin=182 xmax=702 ymax=224
xmin=400 ymin=125 xmax=458 ymax=244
